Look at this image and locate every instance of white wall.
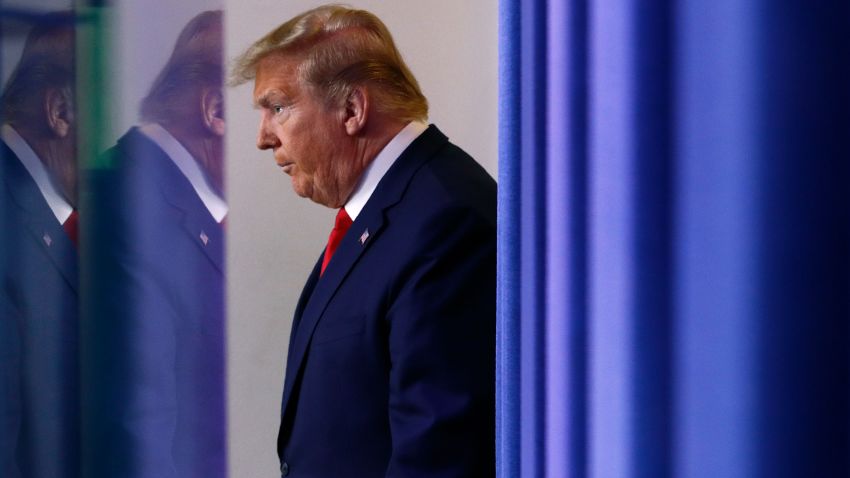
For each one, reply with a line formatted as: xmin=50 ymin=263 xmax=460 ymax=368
xmin=224 ymin=1 xmax=498 ymax=476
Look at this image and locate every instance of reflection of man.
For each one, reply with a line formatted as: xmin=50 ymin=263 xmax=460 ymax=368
xmin=0 ymin=16 xmax=79 ymax=478
xmin=86 ymin=10 xmax=226 ymax=478
xmin=233 ymin=5 xmax=496 ymax=477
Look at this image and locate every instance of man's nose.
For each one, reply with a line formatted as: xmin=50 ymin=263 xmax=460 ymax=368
xmin=256 ymin=116 xmax=277 ymax=150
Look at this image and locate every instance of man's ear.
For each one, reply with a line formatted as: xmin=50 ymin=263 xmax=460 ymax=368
xmin=343 ymin=86 xmax=368 ymax=136
xmin=45 ymin=87 xmax=73 ymax=138
xmin=201 ymin=87 xmax=225 ymax=137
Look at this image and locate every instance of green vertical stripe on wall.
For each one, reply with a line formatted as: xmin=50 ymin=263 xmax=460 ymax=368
xmin=75 ymin=3 xmax=114 ymax=170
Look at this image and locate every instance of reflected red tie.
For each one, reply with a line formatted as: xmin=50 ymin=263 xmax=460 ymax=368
xmin=320 ymin=207 xmax=352 ymax=276
xmin=63 ymin=210 xmax=79 ymax=248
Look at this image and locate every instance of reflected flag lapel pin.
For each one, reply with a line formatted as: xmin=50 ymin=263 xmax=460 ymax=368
xmin=359 ymin=228 xmax=370 ymax=245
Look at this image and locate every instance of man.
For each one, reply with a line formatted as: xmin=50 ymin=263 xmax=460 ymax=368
xmin=84 ymin=10 xmax=227 ymax=477
xmin=0 ymin=15 xmax=79 ymax=478
xmin=232 ymin=5 xmax=496 ymax=477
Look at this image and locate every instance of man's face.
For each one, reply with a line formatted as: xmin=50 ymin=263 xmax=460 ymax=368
xmin=253 ymin=54 xmax=355 ymax=208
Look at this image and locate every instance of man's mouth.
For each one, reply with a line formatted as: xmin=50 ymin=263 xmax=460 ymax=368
xmin=278 ymin=161 xmax=294 ymax=174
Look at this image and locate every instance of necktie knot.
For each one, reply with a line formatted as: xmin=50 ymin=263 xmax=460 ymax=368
xmin=321 ymin=207 xmax=352 ymax=276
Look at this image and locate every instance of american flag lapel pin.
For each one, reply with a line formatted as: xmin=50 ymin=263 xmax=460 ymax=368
xmin=200 ymin=230 xmax=209 ymax=246
xmin=359 ymin=228 xmax=370 ymax=245
xmin=43 ymin=232 xmax=52 ymax=247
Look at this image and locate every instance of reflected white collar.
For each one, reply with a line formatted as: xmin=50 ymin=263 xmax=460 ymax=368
xmin=1 ymin=124 xmax=73 ymax=224
xmin=139 ymin=123 xmax=228 ymax=223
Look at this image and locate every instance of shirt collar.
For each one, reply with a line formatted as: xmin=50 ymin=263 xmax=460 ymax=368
xmin=139 ymin=123 xmax=228 ymax=223
xmin=344 ymin=121 xmax=428 ymax=220
xmin=1 ymin=124 xmax=74 ymax=224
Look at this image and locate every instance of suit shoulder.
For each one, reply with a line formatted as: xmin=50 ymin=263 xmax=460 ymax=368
xmin=408 ymin=141 xmax=496 ymax=228
xmin=99 ymin=130 xmax=165 ymax=174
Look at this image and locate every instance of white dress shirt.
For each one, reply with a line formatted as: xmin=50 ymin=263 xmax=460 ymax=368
xmin=1 ymin=124 xmax=74 ymax=224
xmin=344 ymin=121 xmax=428 ymax=220
xmin=139 ymin=123 xmax=228 ymax=223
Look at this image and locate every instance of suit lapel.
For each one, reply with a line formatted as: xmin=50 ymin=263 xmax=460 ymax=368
xmin=1 ymin=145 xmax=78 ymax=292
xmin=174 ymin=204 xmax=225 ymax=273
xmin=280 ymin=125 xmax=449 ymax=418
xmin=19 ymin=210 xmax=78 ymax=292
xmin=280 ymin=207 xmax=387 ymax=414
xmin=124 ymin=129 xmax=225 ymax=273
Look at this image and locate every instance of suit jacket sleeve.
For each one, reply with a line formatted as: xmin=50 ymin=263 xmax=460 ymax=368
xmin=384 ymin=203 xmax=496 ymax=478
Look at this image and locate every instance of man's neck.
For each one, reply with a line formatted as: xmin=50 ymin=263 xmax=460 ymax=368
xmin=353 ymin=116 xmax=407 ymax=174
xmin=14 ymin=123 xmax=77 ymax=207
xmin=337 ymin=118 xmax=407 ymax=207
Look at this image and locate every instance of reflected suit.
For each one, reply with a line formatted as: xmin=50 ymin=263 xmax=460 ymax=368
xmin=0 ymin=143 xmax=78 ymax=478
xmin=86 ymin=127 xmax=225 ymax=478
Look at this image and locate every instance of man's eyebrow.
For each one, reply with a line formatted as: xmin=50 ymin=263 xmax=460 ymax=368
xmin=253 ymin=90 xmax=280 ymax=109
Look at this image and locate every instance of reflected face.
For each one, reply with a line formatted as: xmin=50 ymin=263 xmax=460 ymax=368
xmin=32 ymin=86 xmax=78 ymax=205
xmin=253 ymin=55 xmax=354 ymax=208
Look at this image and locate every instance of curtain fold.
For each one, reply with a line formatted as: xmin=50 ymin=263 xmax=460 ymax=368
xmin=496 ymin=0 xmax=521 ymax=474
xmin=497 ymin=0 xmax=850 ymax=476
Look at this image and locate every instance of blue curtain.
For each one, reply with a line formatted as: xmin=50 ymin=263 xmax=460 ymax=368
xmin=497 ymin=0 xmax=850 ymax=476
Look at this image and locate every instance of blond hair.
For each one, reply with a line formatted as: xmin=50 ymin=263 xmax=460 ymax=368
xmin=231 ymin=4 xmax=428 ymax=123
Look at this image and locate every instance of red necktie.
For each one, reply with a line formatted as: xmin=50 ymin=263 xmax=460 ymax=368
xmin=321 ymin=207 xmax=352 ymax=276
xmin=63 ymin=210 xmax=79 ymax=248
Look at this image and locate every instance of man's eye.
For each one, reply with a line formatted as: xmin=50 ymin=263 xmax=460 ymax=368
xmin=273 ymin=105 xmax=285 ymax=114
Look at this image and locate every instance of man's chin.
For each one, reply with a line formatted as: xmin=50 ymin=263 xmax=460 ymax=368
xmin=291 ymin=179 xmax=338 ymax=208
xmin=307 ymin=194 xmax=336 ymax=208
xmin=292 ymin=179 xmax=323 ymax=205
xmin=290 ymin=176 xmax=307 ymax=194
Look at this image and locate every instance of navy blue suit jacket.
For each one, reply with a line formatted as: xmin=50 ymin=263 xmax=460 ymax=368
xmin=85 ymin=128 xmax=226 ymax=477
xmin=278 ymin=125 xmax=496 ymax=477
xmin=0 ymin=144 xmax=79 ymax=478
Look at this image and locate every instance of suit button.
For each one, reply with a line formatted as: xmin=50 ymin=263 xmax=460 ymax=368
xmin=281 ymin=461 xmax=290 ymax=476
